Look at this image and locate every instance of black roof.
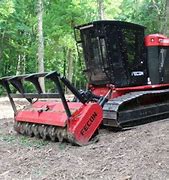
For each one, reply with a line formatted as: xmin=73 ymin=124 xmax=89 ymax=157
xmin=75 ymin=20 xmax=145 ymax=30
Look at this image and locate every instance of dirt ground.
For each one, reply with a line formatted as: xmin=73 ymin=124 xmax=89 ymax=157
xmin=0 ymin=97 xmax=169 ymax=180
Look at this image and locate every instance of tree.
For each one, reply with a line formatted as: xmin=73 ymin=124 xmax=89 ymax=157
xmin=0 ymin=0 xmax=168 ymax=96
xmin=97 ymin=0 xmax=104 ymax=20
xmin=162 ymin=0 xmax=169 ymax=35
xmin=37 ymin=0 xmax=45 ymax=91
xmin=117 ymin=0 xmax=165 ymax=33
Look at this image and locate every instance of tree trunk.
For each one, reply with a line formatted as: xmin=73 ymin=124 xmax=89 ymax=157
xmin=63 ymin=47 xmax=67 ymax=77
xmin=16 ymin=55 xmax=22 ymax=75
xmin=16 ymin=53 xmax=26 ymax=75
xmin=162 ymin=0 xmax=169 ymax=35
xmin=66 ymin=49 xmax=73 ymax=94
xmin=97 ymin=0 xmax=104 ymax=20
xmin=0 ymin=32 xmax=5 ymax=74
xmin=37 ymin=0 xmax=45 ymax=92
xmin=73 ymin=57 xmax=77 ymax=89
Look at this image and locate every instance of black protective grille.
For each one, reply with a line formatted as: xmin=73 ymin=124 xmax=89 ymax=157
xmin=75 ymin=21 xmax=147 ymax=87
xmin=147 ymin=46 xmax=169 ymax=84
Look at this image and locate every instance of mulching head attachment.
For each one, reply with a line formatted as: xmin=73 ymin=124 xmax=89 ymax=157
xmin=0 ymin=71 xmax=107 ymax=145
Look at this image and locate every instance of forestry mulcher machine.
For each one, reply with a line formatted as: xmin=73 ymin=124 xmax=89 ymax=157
xmin=1 ymin=21 xmax=169 ymax=145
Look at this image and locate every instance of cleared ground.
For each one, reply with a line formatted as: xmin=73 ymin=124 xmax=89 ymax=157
xmin=0 ymin=97 xmax=169 ymax=180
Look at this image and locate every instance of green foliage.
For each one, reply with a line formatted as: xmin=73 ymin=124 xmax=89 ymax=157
xmin=117 ymin=0 xmax=166 ymax=33
xmin=0 ymin=0 xmax=15 ymax=22
xmin=104 ymin=0 xmax=123 ymax=19
xmin=0 ymin=0 xmax=167 ymax=95
xmin=0 ymin=0 xmax=37 ymax=78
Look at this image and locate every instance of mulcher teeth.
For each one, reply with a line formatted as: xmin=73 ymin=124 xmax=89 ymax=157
xmin=14 ymin=122 xmax=74 ymax=143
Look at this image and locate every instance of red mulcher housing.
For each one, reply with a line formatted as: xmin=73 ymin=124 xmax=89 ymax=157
xmin=1 ymin=21 xmax=169 ymax=145
xmin=0 ymin=71 xmax=109 ymax=145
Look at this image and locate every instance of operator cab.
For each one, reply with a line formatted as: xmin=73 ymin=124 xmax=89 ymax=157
xmin=75 ymin=21 xmax=147 ymax=87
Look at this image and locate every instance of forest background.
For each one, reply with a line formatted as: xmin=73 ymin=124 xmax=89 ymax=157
xmin=0 ymin=0 xmax=169 ymax=94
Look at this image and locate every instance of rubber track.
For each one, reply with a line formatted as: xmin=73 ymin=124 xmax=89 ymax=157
xmin=103 ymin=88 xmax=169 ymax=127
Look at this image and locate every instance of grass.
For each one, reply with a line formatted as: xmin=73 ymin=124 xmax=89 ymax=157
xmin=0 ymin=134 xmax=49 ymax=148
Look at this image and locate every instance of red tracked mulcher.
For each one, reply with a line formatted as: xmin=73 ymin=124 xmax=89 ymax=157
xmin=1 ymin=21 xmax=169 ymax=145
xmin=0 ymin=71 xmax=109 ymax=145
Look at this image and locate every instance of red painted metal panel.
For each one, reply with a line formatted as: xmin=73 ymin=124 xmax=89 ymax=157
xmin=145 ymin=34 xmax=169 ymax=47
xmin=15 ymin=101 xmax=83 ymax=127
xmin=15 ymin=101 xmax=103 ymax=145
xmin=90 ymin=83 xmax=169 ymax=99
xmin=68 ymin=103 xmax=103 ymax=145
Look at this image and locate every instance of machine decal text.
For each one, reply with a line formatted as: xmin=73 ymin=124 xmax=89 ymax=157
xmin=80 ymin=112 xmax=97 ymax=136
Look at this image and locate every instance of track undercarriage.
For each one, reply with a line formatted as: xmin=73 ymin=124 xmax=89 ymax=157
xmin=103 ymin=88 xmax=169 ymax=127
